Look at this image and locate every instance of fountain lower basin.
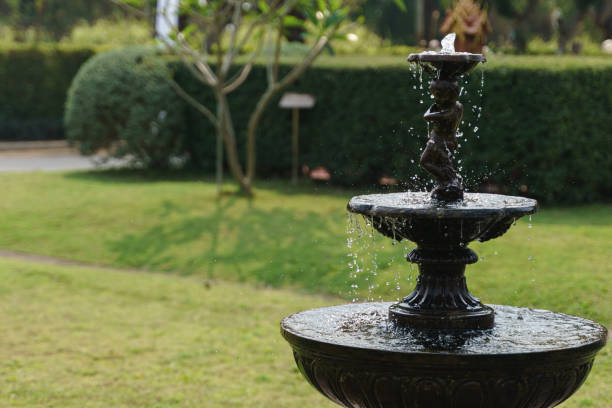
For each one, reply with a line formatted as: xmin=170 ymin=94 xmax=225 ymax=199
xmin=281 ymin=303 xmax=607 ymax=408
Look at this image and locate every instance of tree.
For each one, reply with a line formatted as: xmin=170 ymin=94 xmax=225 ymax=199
xmin=488 ymin=0 xmax=542 ymax=52
xmin=552 ymin=0 xmax=609 ymax=53
xmin=157 ymin=0 xmax=354 ymax=196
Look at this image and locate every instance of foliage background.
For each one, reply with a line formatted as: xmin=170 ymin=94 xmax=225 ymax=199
xmin=59 ymin=47 xmax=612 ymax=204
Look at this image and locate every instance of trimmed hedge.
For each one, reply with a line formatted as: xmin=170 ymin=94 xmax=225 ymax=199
xmin=0 ymin=45 xmax=94 ymax=140
xmin=174 ymin=56 xmax=612 ymax=204
xmin=2 ymin=44 xmax=610 ymax=203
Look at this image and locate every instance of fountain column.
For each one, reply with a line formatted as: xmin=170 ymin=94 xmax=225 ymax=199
xmin=389 ymin=245 xmax=494 ymax=330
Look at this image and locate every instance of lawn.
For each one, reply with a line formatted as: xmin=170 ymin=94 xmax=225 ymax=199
xmin=0 ymin=258 xmax=608 ymax=408
xmin=0 ymin=171 xmax=609 ymax=406
xmin=0 ymin=258 xmax=335 ymax=407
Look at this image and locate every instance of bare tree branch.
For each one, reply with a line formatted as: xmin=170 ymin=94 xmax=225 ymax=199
xmin=168 ymin=78 xmax=218 ymax=127
xmin=221 ymin=1 xmax=244 ymax=76
xmin=223 ymin=62 xmax=254 ymax=94
xmin=276 ymin=34 xmax=329 ymax=90
xmin=246 ymin=32 xmax=332 ymax=180
xmin=271 ymin=20 xmax=283 ymax=84
xmin=174 ymin=33 xmax=218 ymax=85
xmin=223 ymin=35 xmax=264 ymax=94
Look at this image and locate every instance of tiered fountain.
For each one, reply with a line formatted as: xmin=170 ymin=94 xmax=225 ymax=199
xmin=280 ymin=35 xmax=607 ymax=407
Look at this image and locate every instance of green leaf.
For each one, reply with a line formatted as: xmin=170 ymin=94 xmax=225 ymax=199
xmin=392 ymin=0 xmax=407 ymax=12
xmin=258 ymin=0 xmax=270 ymax=13
xmin=283 ymin=15 xmax=304 ymax=28
xmin=316 ymin=0 xmax=327 ymax=12
xmin=329 ymin=0 xmax=342 ymax=10
xmin=303 ymin=8 xmax=319 ymax=26
xmin=323 ymin=10 xmax=346 ymax=29
xmin=181 ymin=23 xmax=197 ymax=39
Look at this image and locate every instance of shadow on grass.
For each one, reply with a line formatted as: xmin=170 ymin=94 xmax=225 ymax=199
xmin=62 ymin=168 xmax=380 ymax=198
xmin=106 ymin=196 xmax=351 ymax=293
xmin=63 ymin=168 xmax=214 ymax=184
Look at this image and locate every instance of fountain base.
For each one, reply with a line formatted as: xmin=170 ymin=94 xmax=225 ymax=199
xmin=281 ymin=303 xmax=607 ymax=408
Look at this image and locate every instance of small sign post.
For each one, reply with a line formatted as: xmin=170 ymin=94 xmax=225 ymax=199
xmin=279 ymin=93 xmax=315 ymax=184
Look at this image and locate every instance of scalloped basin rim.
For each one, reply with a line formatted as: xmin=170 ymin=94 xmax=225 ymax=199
xmin=347 ymin=192 xmax=538 ymax=219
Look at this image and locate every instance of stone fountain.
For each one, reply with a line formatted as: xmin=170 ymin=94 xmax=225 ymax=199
xmin=280 ymin=34 xmax=607 ymax=407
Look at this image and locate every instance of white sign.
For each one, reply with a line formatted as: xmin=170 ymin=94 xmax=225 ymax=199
xmin=279 ymin=93 xmax=316 ymax=109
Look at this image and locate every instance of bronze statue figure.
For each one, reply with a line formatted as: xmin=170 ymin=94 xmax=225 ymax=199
xmin=421 ymin=79 xmax=463 ymax=201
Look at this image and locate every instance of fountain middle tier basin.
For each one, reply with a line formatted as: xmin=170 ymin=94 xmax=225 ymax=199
xmin=281 ymin=303 xmax=607 ymax=408
xmin=347 ymin=192 xmax=538 ymax=247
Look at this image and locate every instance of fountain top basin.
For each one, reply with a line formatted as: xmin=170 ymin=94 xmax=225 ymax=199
xmin=408 ymin=52 xmax=485 ymax=79
xmin=348 ymin=192 xmax=537 ymax=220
xmin=408 ymin=52 xmax=485 ymax=64
xmin=348 ymin=192 xmax=537 ymax=247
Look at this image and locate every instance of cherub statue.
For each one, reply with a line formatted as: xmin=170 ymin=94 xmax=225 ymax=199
xmin=420 ymin=79 xmax=464 ymax=201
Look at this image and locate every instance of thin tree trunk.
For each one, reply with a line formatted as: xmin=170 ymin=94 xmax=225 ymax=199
xmin=215 ymin=103 xmax=224 ymax=196
xmin=217 ymin=92 xmax=252 ymax=195
xmin=557 ymin=10 xmax=587 ymax=54
xmin=245 ymin=36 xmax=330 ymax=183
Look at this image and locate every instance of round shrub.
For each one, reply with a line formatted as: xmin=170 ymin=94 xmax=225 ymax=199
xmin=64 ymin=46 xmax=186 ymax=168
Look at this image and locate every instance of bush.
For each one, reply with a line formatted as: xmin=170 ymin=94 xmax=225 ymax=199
xmin=0 ymin=44 xmax=94 ymax=140
xmin=64 ymin=46 xmax=187 ymax=168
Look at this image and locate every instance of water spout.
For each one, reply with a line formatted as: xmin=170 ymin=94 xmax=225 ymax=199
xmin=441 ymin=33 xmax=456 ymax=54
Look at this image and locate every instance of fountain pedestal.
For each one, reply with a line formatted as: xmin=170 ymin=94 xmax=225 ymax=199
xmin=390 ymin=251 xmax=494 ymax=329
xmin=349 ymin=192 xmax=536 ymax=330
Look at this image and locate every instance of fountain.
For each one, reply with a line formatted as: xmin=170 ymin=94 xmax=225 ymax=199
xmin=280 ymin=34 xmax=607 ymax=407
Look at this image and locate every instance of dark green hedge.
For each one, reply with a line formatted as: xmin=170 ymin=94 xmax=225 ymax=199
xmin=0 ymin=45 xmax=94 ymax=140
xmin=2 ymin=44 xmax=610 ymax=204
xmin=175 ymin=57 xmax=612 ymax=204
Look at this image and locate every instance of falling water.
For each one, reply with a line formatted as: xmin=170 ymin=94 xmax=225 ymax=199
xmin=527 ymin=214 xmax=536 ymax=283
xmin=455 ymin=63 xmax=487 ymax=191
xmin=346 ymin=214 xmax=416 ymax=302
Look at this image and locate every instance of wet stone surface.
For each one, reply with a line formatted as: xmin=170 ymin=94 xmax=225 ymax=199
xmin=282 ymin=303 xmax=607 ymax=355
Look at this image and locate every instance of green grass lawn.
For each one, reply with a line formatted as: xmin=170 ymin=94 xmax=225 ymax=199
xmin=0 ymin=171 xmax=609 ymax=406
xmin=0 ymin=258 xmax=336 ymax=407
xmin=0 ymin=258 xmax=608 ymax=408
